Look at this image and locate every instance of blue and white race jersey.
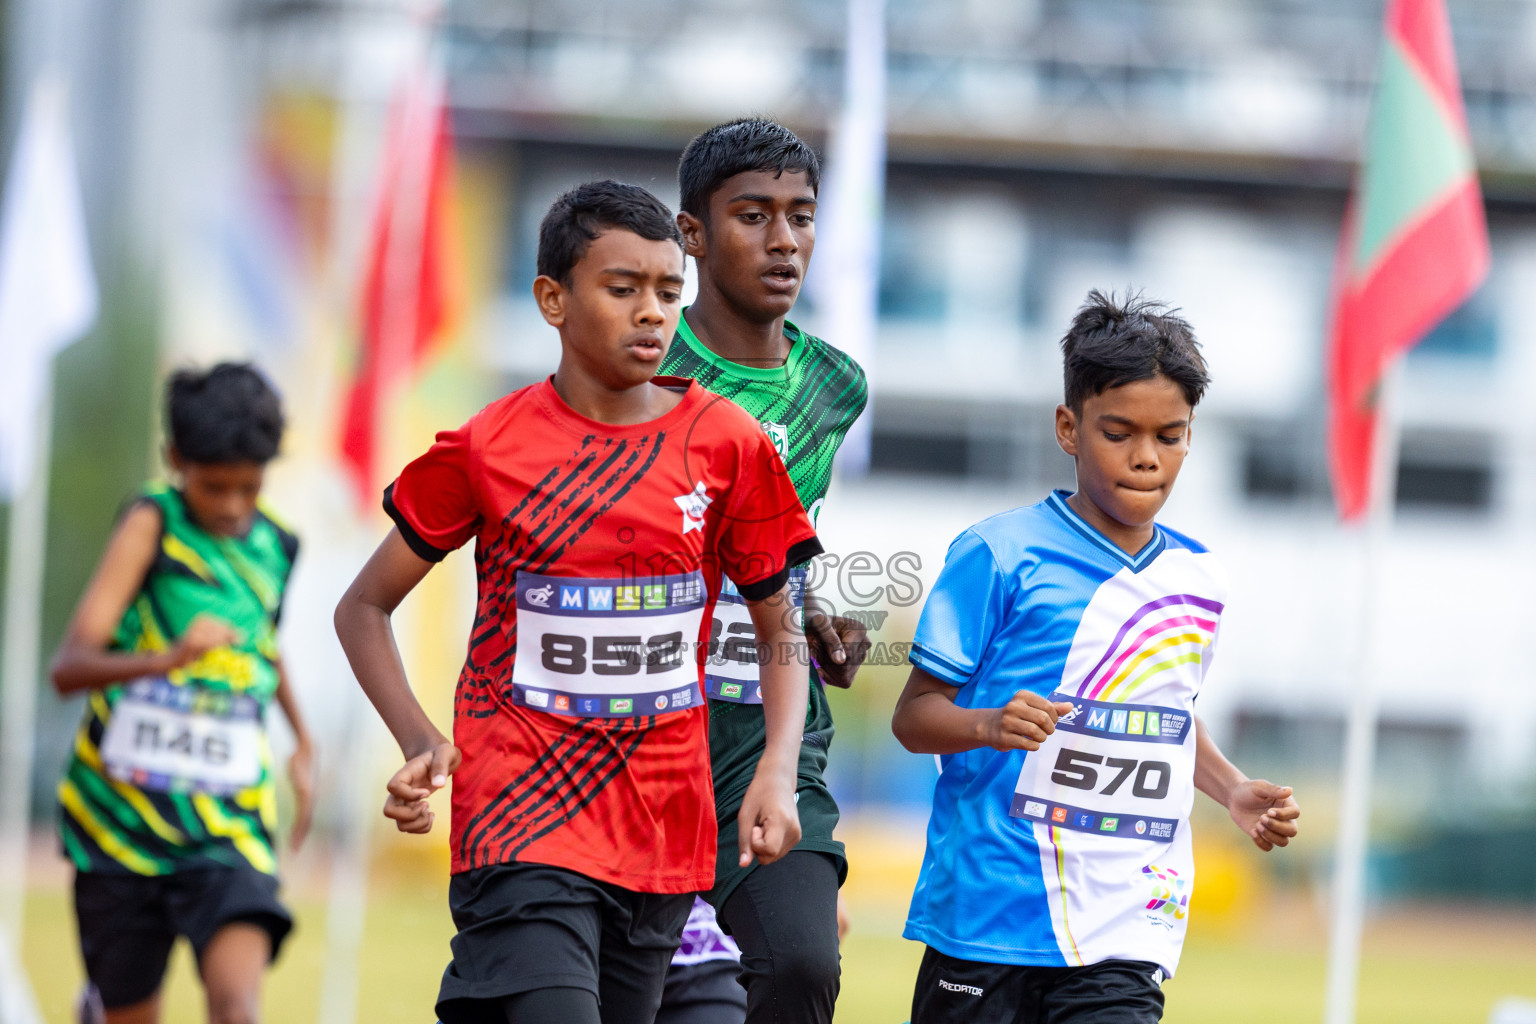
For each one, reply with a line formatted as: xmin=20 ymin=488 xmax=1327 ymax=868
xmin=904 ymin=491 xmax=1226 ymax=977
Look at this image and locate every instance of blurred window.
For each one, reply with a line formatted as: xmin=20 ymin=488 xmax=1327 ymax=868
xmin=1395 ymin=461 xmax=1493 ymax=512
xmin=879 ymin=195 xmax=948 ymax=321
xmin=1394 ymin=430 xmax=1495 ymax=513
xmin=1241 ymin=424 xmax=1495 ymax=514
xmin=1411 ymin=286 xmax=1498 ymax=360
xmin=870 ymin=429 xmax=1008 ymax=480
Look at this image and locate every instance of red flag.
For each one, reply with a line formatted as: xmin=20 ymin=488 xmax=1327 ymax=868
xmin=339 ymin=58 xmax=458 ymax=508
xmin=1327 ymin=0 xmax=1489 ymax=521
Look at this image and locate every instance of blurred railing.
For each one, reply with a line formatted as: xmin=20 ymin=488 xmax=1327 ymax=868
xmin=411 ymin=0 xmax=1536 ymax=173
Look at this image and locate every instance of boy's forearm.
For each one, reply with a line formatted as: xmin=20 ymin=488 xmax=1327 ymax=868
xmin=1192 ymin=714 xmax=1246 ymax=807
xmin=273 ymin=663 xmax=313 ymax=747
xmin=748 ymin=592 xmax=808 ymax=776
xmin=50 ymin=645 xmax=180 ymax=695
xmin=334 ymin=596 xmax=446 ymax=758
xmin=892 ymin=691 xmax=993 ymax=754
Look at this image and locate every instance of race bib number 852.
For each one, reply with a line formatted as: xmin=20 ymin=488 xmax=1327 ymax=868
xmin=1010 ymin=692 xmax=1193 ymax=842
xmin=512 ymin=570 xmax=707 ymax=718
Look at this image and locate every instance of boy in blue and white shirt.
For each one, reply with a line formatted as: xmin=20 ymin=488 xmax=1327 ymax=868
xmin=892 ymin=290 xmax=1300 ymax=1023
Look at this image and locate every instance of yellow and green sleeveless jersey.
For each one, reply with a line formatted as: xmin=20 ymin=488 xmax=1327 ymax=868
xmin=658 ymin=309 xmax=867 ymax=899
xmin=57 ymin=484 xmax=299 ymax=876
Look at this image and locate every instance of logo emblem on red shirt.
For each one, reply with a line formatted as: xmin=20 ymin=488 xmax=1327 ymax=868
xmin=673 ymin=482 xmax=712 ymax=534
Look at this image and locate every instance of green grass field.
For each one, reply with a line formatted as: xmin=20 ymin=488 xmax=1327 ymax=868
xmin=17 ymin=836 xmax=1536 ymax=1023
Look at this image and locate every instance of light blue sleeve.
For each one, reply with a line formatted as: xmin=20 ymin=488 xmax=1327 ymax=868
xmin=908 ymin=528 xmax=1008 ymax=687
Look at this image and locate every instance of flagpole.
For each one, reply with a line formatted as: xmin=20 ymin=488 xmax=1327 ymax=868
xmin=0 ymin=376 xmax=54 ymax=946
xmin=317 ymin=7 xmax=439 ymax=1021
xmin=1323 ymin=360 xmax=1405 ymax=1024
xmin=0 ymin=72 xmax=98 ymax=951
xmin=316 ymin=15 xmax=387 ymax=1024
xmin=817 ymin=0 xmax=885 ymax=478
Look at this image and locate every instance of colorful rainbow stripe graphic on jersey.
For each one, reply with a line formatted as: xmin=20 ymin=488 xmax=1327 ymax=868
xmin=905 ymin=490 xmax=1226 ymax=978
xmin=1076 ymin=594 xmax=1223 ymax=703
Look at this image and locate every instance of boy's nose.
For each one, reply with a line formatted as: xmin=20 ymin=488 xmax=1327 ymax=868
xmin=635 ymin=292 xmax=664 ymax=324
xmin=766 ymin=215 xmax=797 ymax=254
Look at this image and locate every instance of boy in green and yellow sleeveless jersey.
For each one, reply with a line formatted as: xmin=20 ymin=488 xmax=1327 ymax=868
xmin=50 ymin=363 xmax=313 ymax=1024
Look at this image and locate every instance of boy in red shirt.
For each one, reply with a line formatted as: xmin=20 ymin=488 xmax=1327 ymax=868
xmin=334 ymin=181 xmax=819 ymax=1024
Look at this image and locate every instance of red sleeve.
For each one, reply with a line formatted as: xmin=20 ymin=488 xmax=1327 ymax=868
xmin=714 ymin=431 xmax=823 ymax=601
xmin=382 ymin=420 xmax=482 ymax=562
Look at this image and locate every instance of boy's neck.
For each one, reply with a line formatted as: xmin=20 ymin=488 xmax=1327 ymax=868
xmin=1065 ymin=490 xmax=1157 ymax=557
xmin=551 ymin=366 xmax=680 ymax=426
xmin=684 ymin=285 xmax=793 ymax=368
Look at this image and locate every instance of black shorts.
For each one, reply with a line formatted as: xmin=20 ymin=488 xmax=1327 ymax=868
xmin=73 ymin=867 xmax=292 ymax=1009
xmin=655 ymin=959 xmax=746 ymax=1024
xmin=911 ymin=946 xmax=1166 ymax=1024
xmin=436 ymin=862 xmax=694 ymax=1024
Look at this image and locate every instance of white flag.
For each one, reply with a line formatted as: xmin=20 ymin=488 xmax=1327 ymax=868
xmin=0 ymin=75 xmax=98 ymax=498
xmin=809 ymin=0 xmax=886 ymax=477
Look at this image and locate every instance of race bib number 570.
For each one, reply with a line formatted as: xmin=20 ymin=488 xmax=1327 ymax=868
xmin=512 ymin=570 xmax=707 ymax=718
xmin=1010 ymin=692 xmax=1193 ymax=842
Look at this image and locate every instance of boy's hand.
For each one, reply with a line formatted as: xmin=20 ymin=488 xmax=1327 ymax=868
xmin=168 ymin=614 xmax=239 ymax=669
xmin=287 ymin=738 xmax=316 ymax=852
xmin=1226 ymin=780 xmax=1300 ymax=851
xmin=981 ymin=691 xmax=1074 ymax=752
xmin=805 ymin=604 xmax=870 ymax=689
xmin=383 ymin=742 xmax=461 ymax=835
xmin=736 ymin=764 xmax=801 ymax=869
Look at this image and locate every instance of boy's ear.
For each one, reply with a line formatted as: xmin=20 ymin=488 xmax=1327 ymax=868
xmin=532 ymin=274 xmax=567 ymax=327
xmin=1054 ymin=404 xmax=1080 ymax=457
xmin=677 ymin=211 xmax=706 ymax=261
xmin=165 ymin=445 xmax=185 ymax=473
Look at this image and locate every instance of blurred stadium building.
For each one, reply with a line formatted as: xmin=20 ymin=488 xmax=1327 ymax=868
xmin=8 ymin=0 xmax=1536 ymax=906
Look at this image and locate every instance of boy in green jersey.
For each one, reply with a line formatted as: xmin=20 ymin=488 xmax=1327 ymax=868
xmin=655 ymin=118 xmax=868 ymax=1024
xmin=50 ymin=364 xmax=314 ymax=1024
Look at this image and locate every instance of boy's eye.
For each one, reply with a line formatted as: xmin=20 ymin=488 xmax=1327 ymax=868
xmin=791 ymin=213 xmax=814 ymax=226
xmin=1158 ymin=434 xmax=1183 ymax=445
xmin=738 ymin=211 xmax=766 ymax=223
xmin=659 ymin=291 xmax=681 ymax=304
xmin=608 ymin=286 xmax=634 ymax=296
xmin=1103 ymin=432 xmax=1130 ymax=442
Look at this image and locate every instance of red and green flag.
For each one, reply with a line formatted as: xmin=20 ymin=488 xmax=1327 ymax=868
xmin=1328 ymin=0 xmax=1489 ymax=521
xmin=338 ymin=54 xmax=460 ymax=509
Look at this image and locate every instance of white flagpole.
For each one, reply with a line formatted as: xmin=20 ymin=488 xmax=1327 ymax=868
xmin=0 ymin=919 xmax=44 ymax=1024
xmin=0 ymin=73 xmax=98 ymax=948
xmin=813 ymin=0 xmax=886 ymax=477
xmin=1323 ymin=361 xmax=1405 ymax=1024
xmin=0 ymin=382 xmax=54 ymax=945
xmin=315 ymin=21 xmax=384 ymax=1024
xmin=317 ymin=8 xmax=439 ymax=1020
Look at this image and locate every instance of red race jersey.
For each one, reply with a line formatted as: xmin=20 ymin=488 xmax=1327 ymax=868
xmin=385 ymin=377 xmax=820 ymax=892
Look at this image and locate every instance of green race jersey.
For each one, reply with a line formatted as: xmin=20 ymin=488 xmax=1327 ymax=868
xmin=57 ymin=484 xmax=299 ymax=876
xmin=662 ymin=313 xmax=867 ymax=530
xmin=658 ymin=309 xmax=867 ymax=902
